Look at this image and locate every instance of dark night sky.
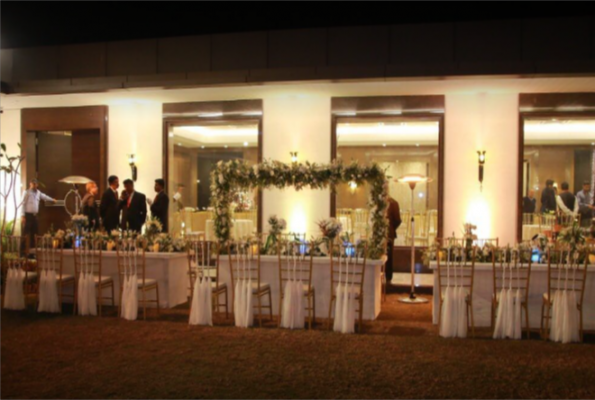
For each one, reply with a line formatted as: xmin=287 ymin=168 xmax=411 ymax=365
xmin=1 ymin=3 xmax=590 ymax=49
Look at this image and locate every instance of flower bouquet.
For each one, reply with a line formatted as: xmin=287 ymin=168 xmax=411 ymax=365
xmin=263 ymin=215 xmax=287 ymax=255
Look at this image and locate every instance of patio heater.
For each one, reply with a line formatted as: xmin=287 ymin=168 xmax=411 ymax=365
xmin=395 ymin=174 xmax=433 ymax=304
xmin=58 ymin=176 xmax=94 ymax=216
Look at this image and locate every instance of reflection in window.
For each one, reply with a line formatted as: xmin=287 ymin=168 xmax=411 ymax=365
xmin=521 ymin=118 xmax=595 ymax=240
xmin=335 ymin=117 xmax=440 ymax=247
xmin=167 ymin=121 xmax=259 ymax=238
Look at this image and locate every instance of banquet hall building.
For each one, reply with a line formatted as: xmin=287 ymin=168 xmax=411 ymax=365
xmin=1 ymin=18 xmax=595 ymax=249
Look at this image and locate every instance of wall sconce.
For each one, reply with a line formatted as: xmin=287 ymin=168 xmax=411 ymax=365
xmin=349 ymin=181 xmax=357 ymax=192
xmin=477 ymin=150 xmax=486 ymax=191
xmin=128 ymin=154 xmax=138 ymax=181
xmin=290 ymin=152 xmax=298 ymax=163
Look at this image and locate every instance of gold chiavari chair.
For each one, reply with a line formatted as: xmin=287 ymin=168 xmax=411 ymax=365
xmin=35 ymin=236 xmax=75 ymax=312
xmin=277 ymin=239 xmax=315 ymax=329
xmin=353 ymin=208 xmax=370 ymax=240
xmin=491 ymin=247 xmax=532 ymax=338
xmin=541 ymin=248 xmax=588 ymax=342
xmin=187 ymin=239 xmax=228 ymax=319
xmin=1 ymin=235 xmax=36 ymax=308
xmin=328 ymin=242 xmax=368 ymax=333
xmin=228 ymin=238 xmax=273 ymax=327
xmin=522 ymin=213 xmax=537 ymax=226
xmin=436 ymin=245 xmax=477 ymax=337
xmin=73 ymin=238 xmax=115 ymax=316
xmin=116 ymin=239 xmax=160 ymax=320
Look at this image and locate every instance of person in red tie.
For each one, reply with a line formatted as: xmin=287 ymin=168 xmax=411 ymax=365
xmin=148 ymin=178 xmax=169 ymax=233
xmin=99 ymin=175 xmax=121 ymax=232
xmin=120 ymin=179 xmax=147 ymax=232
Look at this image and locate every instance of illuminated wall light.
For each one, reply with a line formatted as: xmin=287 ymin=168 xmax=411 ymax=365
xmin=418 ymin=192 xmax=424 ymax=198
xmin=128 ymin=154 xmax=138 ymax=181
xmin=290 ymin=151 xmax=298 ymax=163
xmin=243 ymin=141 xmax=249 ymax=147
xmin=349 ymin=181 xmax=357 ymax=192
xmin=477 ymin=150 xmax=486 ymax=191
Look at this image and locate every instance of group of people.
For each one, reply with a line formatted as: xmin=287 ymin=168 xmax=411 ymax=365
xmin=523 ymin=180 xmax=594 ymax=227
xmin=21 ymin=176 xmax=178 ymax=247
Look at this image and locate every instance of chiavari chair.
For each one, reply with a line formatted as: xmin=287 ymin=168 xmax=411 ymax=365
xmin=1 ymin=235 xmax=35 ymax=309
xmin=491 ymin=247 xmax=532 ymax=338
xmin=35 ymin=236 xmax=75 ymax=313
xmin=277 ymin=239 xmax=315 ymax=329
xmin=328 ymin=242 xmax=368 ymax=333
xmin=228 ymin=237 xmax=273 ymax=327
xmin=187 ymin=239 xmax=228 ymax=318
xmin=116 ymin=239 xmax=160 ymax=320
xmin=73 ymin=238 xmax=115 ymax=316
xmin=436 ymin=245 xmax=477 ymax=337
xmin=541 ymin=247 xmax=588 ymax=342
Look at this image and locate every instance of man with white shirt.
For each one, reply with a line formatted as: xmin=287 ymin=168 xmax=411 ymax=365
xmin=556 ymin=181 xmax=579 ymax=217
xmin=21 ymin=179 xmax=56 ymax=248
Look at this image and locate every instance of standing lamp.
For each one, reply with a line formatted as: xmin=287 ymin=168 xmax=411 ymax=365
xmin=396 ymin=174 xmax=433 ymax=304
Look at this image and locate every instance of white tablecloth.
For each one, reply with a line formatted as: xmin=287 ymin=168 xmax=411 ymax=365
xmin=431 ymin=262 xmax=595 ymax=330
xmin=522 ymin=224 xmax=541 ymax=241
xmin=205 ymin=219 xmax=254 ymax=241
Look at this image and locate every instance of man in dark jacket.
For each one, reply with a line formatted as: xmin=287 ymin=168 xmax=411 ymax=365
xmin=386 ymin=196 xmax=402 ymax=285
xmin=120 ymin=179 xmax=147 ymax=232
xmin=99 ymin=175 xmax=121 ymax=232
xmin=540 ymin=179 xmax=557 ymax=213
xmin=149 ymin=178 xmax=169 ymax=232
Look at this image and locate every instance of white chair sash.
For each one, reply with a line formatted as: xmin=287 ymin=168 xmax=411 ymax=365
xmin=493 ymin=250 xmax=523 ymax=340
xmin=120 ymin=240 xmax=139 ymax=321
xmin=440 ymin=247 xmax=468 ymax=338
xmin=4 ymin=262 xmax=26 ymax=310
xmin=77 ymin=240 xmax=98 ymax=316
xmin=233 ymin=242 xmax=253 ymax=328
xmin=37 ymin=239 xmax=60 ymax=313
xmin=550 ymin=252 xmax=580 ymax=343
xmin=189 ymin=241 xmax=213 ymax=326
xmin=280 ymin=243 xmax=304 ymax=330
xmin=333 ymin=246 xmax=357 ymax=334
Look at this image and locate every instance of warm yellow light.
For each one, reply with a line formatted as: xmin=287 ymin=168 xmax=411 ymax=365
xmin=349 ymin=181 xmax=357 ymax=190
xmin=290 ymin=152 xmax=298 ymax=163
xmin=396 ymin=174 xmax=433 ymax=184
xmin=477 ymin=150 xmax=486 ymax=164
xmin=128 ymin=154 xmax=136 ymax=165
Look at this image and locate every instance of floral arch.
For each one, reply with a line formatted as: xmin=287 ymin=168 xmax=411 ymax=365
xmin=210 ymin=159 xmax=389 ymax=259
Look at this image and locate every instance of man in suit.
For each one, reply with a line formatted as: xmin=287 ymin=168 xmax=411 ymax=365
xmin=120 ymin=179 xmax=147 ymax=232
xmin=148 ymin=178 xmax=169 ymax=232
xmin=99 ymin=175 xmax=121 ymax=232
xmin=522 ymin=189 xmax=537 ymax=213
xmin=540 ymin=179 xmax=556 ymax=213
xmin=386 ymin=196 xmax=402 ymax=286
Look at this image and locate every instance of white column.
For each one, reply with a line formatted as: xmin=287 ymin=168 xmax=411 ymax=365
xmin=444 ymin=93 xmax=519 ymax=245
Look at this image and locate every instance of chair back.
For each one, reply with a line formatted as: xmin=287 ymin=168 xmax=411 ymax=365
xmin=436 ymin=245 xmax=476 ymax=296
xmin=1 ymin=235 xmax=29 ymax=281
xmin=541 ymin=214 xmax=556 ymax=231
xmin=546 ymin=248 xmax=588 ymax=307
xmin=523 ymin=213 xmax=538 ymax=225
xmin=73 ymin=238 xmax=103 ymax=279
xmin=228 ymin=238 xmax=263 ymax=286
xmin=427 ymin=209 xmax=438 ymax=234
xmin=330 ymin=242 xmax=367 ymax=296
xmin=557 ymin=213 xmax=576 ymax=228
xmin=187 ymin=239 xmax=219 ymax=288
xmin=492 ymin=247 xmax=532 ymax=305
xmin=116 ymin=238 xmax=147 ymax=285
xmin=353 ymin=208 xmax=369 ymax=239
xmin=35 ymin=236 xmax=64 ymax=276
xmin=278 ymin=240 xmax=314 ymax=294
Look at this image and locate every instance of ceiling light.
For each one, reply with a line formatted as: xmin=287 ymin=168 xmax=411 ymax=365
xmin=198 ymin=112 xmax=223 ymax=118
xmin=418 ymin=192 xmax=424 ymax=198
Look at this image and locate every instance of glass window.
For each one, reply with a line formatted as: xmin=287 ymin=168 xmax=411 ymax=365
xmin=335 ymin=117 xmax=441 ymax=247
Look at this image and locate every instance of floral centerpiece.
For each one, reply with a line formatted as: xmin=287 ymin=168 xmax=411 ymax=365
xmin=151 ymin=233 xmax=187 ymax=253
xmin=558 ymin=222 xmax=586 ymax=251
xmin=144 ymin=217 xmax=163 ymax=249
xmin=262 ymin=215 xmax=286 ymax=255
xmin=210 ymin=158 xmax=388 ymax=259
xmin=462 ymin=223 xmax=478 ymax=249
xmin=317 ymin=218 xmax=343 ymax=241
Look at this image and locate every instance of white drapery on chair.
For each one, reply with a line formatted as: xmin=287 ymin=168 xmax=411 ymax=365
xmin=279 ymin=240 xmax=314 ymax=330
xmin=229 ymin=238 xmax=272 ymax=328
xmin=493 ymin=250 xmax=524 ymax=340
xmin=544 ymin=250 xmax=586 ymax=343
xmin=36 ymin=237 xmax=72 ymax=313
xmin=74 ymin=239 xmax=98 ymax=316
xmin=437 ymin=245 xmax=476 ymax=338
xmin=329 ymin=242 xmax=367 ymax=334
xmin=189 ymin=240 xmax=213 ymax=326
xmin=2 ymin=236 xmax=29 ymax=311
xmin=119 ymin=239 xmax=139 ymax=321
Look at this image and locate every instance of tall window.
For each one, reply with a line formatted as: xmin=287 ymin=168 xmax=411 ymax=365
xmin=334 ymin=116 xmax=441 ymax=247
xmin=520 ymin=117 xmax=595 ymax=240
